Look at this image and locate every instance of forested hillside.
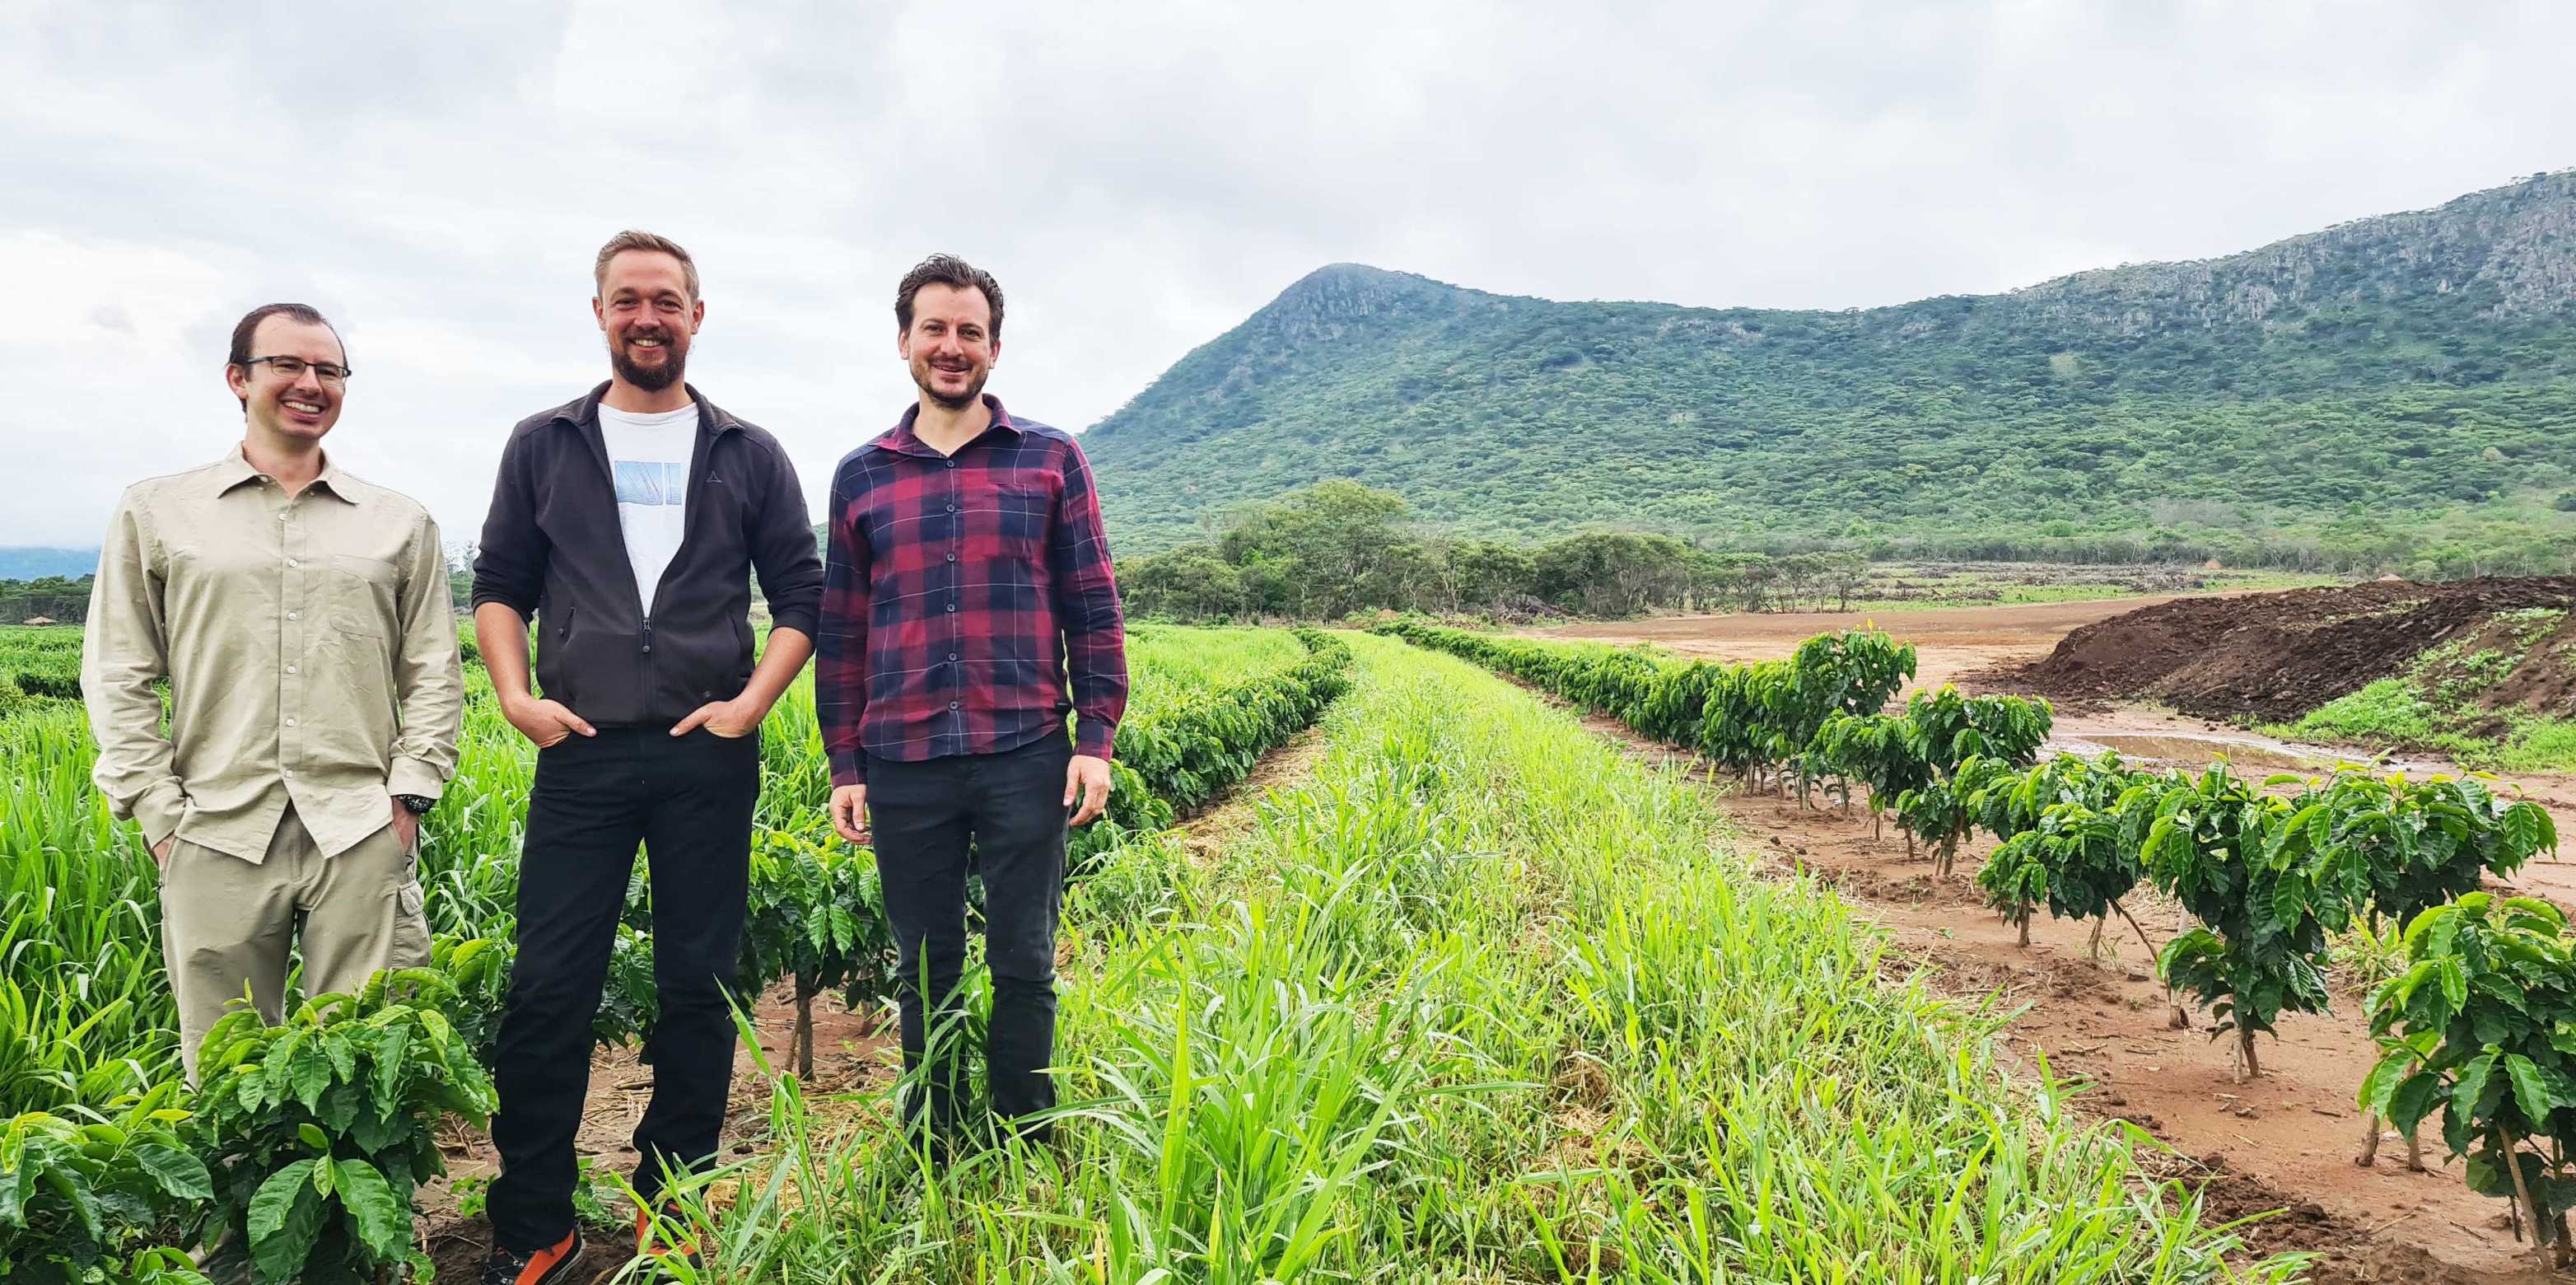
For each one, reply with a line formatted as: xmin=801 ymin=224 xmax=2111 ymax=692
xmin=1084 ymin=170 xmax=2576 ymax=575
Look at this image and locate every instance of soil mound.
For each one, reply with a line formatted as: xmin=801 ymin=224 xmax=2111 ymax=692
xmin=2009 ymin=577 xmax=2576 ymax=722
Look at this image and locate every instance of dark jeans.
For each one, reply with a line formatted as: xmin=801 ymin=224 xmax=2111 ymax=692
xmin=487 ymin=726 xmax=759 ymax=1252
xmin=866 ymin=733 xmax=1071 ymax=1138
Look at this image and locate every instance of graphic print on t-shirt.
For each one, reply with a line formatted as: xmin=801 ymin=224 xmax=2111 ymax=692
xmin=613 ymin=460 xmax=687 ymax=507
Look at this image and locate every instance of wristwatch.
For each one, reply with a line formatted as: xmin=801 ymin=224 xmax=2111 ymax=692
xmin=396 ymin=794 xmax=436 ymax=815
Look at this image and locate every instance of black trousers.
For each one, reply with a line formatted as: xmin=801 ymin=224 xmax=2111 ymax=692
xmin=487 ymin=726 xmax=759 ymax=1252
xmin=866 ymin=733 xmax=1071 ymax=1137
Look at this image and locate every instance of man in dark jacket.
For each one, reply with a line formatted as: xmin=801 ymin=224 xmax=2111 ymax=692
xmin=819 ymin=254 xmax=1127 ymax=1153
xmin=469 ymin=231 xmax=824 ymax=1285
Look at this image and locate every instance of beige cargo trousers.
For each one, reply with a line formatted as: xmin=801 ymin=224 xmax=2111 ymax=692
xmin=157 ymin=807 xmax=432 ymax=1081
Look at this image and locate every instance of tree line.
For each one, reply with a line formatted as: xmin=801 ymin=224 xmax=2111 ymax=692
xmin=1114 ymin=480 xmax=1884 ymax=622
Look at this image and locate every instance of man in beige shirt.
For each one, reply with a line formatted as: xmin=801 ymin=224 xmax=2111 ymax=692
xmin=82 ymin=301 xmax=464 ymax=1080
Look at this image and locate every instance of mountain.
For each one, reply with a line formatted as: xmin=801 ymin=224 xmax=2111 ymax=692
xmin=1083 ymin=171 xmax=2576 ymax=569
xmin=0 ymin=548 xmax=100 ymax=580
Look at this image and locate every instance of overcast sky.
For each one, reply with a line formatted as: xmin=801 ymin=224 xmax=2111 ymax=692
xmin=5 ymin=0 xmax=2573 ymax=549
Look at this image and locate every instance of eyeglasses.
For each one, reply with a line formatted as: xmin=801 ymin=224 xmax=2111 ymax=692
xmin=240 ymin=356 xmax=352 ymax=385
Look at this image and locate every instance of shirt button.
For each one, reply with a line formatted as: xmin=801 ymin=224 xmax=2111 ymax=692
xmin=282 ymin=769 xmax=294 ymax=779
xmin=285 ymin=717 xmax=297 ymax=727
xmin=949 ymin=700 xmax=960 ymax=710
xmin=947 ymin=652 xmax=958 ymax=661
xmin=944 ymin=460 xmax=955 ymax=469
xmin=287 ymin=611 xmax=299 ymax=620
xmin=945 ymin=603 xmax=957 ymax=613
xmin=276 ymin=513 xmax=288 ymax=522
xmin=287 ymin=558 xmax=300 ymax=568
xmin=286 ymin=664 xmax=297 ymax=675
xmin=945 ymin=552 xmax=957 ymax=563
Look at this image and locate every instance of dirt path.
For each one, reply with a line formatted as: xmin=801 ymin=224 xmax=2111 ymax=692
xmin=1526 ymin=600 xmax=2576 ymax=1282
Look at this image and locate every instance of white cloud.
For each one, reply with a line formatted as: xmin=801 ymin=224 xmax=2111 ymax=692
xmin=2 ymin=0 xmax=2573 ymax=544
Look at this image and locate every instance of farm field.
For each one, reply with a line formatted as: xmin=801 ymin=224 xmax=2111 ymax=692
xmin=609 ymin=633 xmax=2297 ymax=1282
xmin=15 ymin=593 xmax=2574 ymax=1280
xmin=0 ymin=622 xmax=1354 ymax=1281
xmin=1517 ymin=591 xmax=2576 ymax=1281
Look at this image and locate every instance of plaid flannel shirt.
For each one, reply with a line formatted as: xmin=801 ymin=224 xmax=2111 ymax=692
xmin=818 ymin=396 xmax=1127 ymax=787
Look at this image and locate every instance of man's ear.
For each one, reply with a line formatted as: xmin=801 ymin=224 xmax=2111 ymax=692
xmin=689 ymin=297 xmax=706 ymax=332
xmin=593 ymin=296 xmax=607 ymax=332
xmin=225 ymin=362 xmax=250 ymax=407
xmin=896 ymin=326 xmax=912 ymax=359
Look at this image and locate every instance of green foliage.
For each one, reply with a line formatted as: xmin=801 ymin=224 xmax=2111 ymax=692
xmin=0 ymin=1082 xmax=212 ymax=1285
xmin=1376 ymin=621 xmax=1922 ymax=796
xmin=2273 ymin=610 xmax=2576 ymax=772
xmin=1119 ymin=484 xmax=1886 ymax=622
xmin=1086 ymin=179 xmax=2576 ymax=575
xmin=1889 ymin=687 xmax=2055 ymax=876
xmin=0 ymin=626 xmax=83 ymax=701
xmin=189 ymin=976 xmax=497 ymax=1283
xmin=1076 ymin=628 xmax=1355 ymax=868
xmin=2364 ymin=894 xmax=2576 ymax=1259
xmin=2140 ymin=764 xmax=2344 ymax=1074
xmin=1808 ymin=712 xmax=1928 ymax=820
xmin=425 ymin=935 xmax=513 ymax=1071
xmin=737 ymin=825 xmax=894 ymax=1078
xmin=1969 ymin=752 xmax=2156 ymax=943
xmin=2140 ymin=763 xmax=2557 ymax=1078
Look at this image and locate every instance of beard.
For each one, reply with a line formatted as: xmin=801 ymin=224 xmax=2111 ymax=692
xmin=611 ymin=332 xmax=687 ymax=392
xmin=912 ymin=357 xmax=989 ymax=411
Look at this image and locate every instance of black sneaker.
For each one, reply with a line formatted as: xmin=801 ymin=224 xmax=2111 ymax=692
xmin=483 ymin=1230 xmax=584 ymax=1285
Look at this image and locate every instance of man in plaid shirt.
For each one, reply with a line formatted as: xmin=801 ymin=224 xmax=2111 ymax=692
xmin=820 ymin=254 xmax=1127 ymax=1151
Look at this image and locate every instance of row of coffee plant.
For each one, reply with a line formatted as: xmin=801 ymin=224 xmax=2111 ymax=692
xmin=1381 ymin=621 xmax=2572 ymax=1259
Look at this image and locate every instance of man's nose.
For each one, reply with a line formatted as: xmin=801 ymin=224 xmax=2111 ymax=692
xmin=290 ymin=365 xmax=326 ymax=394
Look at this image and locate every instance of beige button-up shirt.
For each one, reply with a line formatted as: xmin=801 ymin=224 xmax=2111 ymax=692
xmin=82 ymin=447 xmax=464 ymax=862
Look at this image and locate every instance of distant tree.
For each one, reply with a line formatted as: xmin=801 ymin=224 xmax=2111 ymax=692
xmin=1118 ymin=546 xmax=1248 ymax=622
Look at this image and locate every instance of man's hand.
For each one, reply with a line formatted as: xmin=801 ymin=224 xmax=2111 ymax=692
xmin=503 ymin=695 xmax=595 ymax=749
xmin=152 ymin=834 xmax=175 ymax=869
xmin=391 ymin=798 xmax=421 ymax=853
xmin=672 ymin=694 xmax=766 ymax=739
xmin=1065 ymin=755 xmax=1112 ymax=827
xmin=829 ymin=783 xmax=870 ymax=845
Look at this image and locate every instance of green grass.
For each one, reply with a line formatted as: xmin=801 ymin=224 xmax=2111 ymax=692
xmin=2266 ymin=609 xmax=2576 ymax=772
xmin=658 ymin=634 xmax=2300 ymax=1282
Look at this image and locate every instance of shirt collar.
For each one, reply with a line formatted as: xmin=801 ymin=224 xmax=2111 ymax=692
xmin=212 ymin=444 xmax=360 ymax=504
xmin=875 ymin=395 xmax=1019 ymax=456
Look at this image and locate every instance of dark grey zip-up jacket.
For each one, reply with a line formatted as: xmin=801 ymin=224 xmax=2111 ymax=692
xmin=470 ymin=382 xmax=824 ymax=727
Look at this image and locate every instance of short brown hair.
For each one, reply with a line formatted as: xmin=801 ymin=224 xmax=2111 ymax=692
xmin=895 ymin=254 xmax=1003 ymax=338
xmin=228 ymin=302 xmax=342 ymax=369
xmin=594 ymin=230 xmax=700 ymax=301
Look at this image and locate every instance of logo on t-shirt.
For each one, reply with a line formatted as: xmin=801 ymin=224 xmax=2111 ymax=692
xmin=613 ymin=460 xmax=686 ymax=507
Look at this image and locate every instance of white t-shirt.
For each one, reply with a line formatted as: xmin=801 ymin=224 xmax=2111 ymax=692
xmin=597 ymin=403 xmax=698 ymax=611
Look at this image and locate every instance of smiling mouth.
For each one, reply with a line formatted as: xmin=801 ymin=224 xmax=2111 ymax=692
xmin=629 ymin=334 xmax=669 ymax=352
xmin=282 ymin=399 xmax=328 ymax=415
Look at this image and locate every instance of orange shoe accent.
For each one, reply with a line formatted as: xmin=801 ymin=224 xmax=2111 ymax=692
xmin=636 ymin=1203 xmax=702 ymax=1259
xmin=492 ymin=1230 xmax=583 ymax=1285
